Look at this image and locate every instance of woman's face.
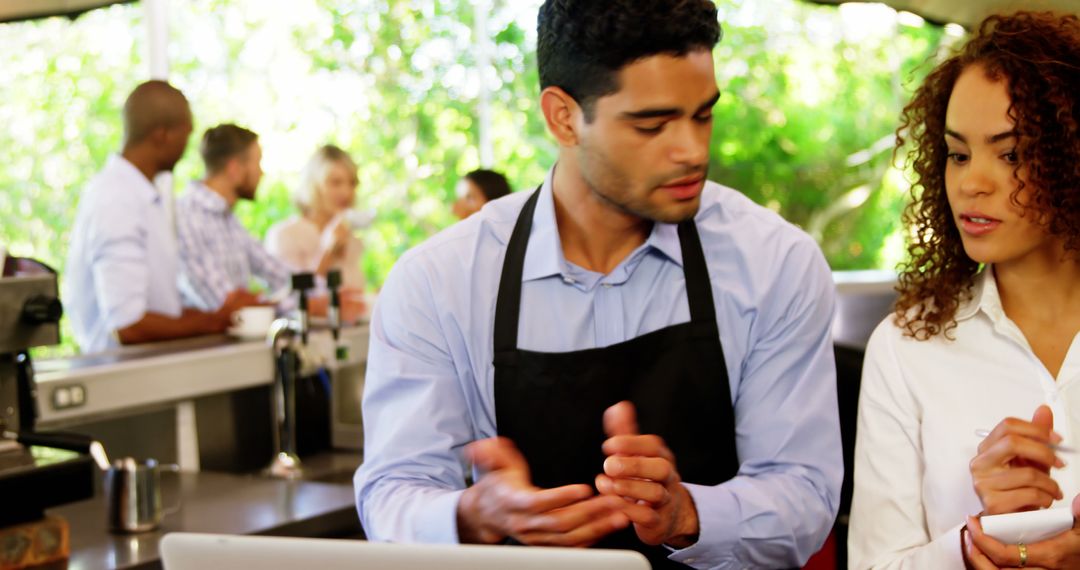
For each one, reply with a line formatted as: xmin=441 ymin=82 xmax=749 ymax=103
xmin=451 ymin=178 xmax=487 ymax=220
xmin=944 ymin=64 xmax=1057 ymax=266
xmin=319 ymin=161 xmax=358 ymax=215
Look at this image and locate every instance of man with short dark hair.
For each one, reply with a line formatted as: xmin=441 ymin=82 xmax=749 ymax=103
xmin=176 ymin=124 xmax=290 ymax=311
xmin=65 ymin=81 xmax=249 ymax=353
xmin=355 ymin=1 xmax=842 ymax=568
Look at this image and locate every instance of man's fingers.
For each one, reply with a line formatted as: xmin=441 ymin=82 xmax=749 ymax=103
xmin=467 ymin=437 xmax=530 ymax=474
xmin=505 ymin=483 xmax=595 ymax=513
xmin=518 ymin=511 xmax=630 ymax=548
xmin=595 ymin=473 xmax=669 ymax=506
xmin=513 ymin=495 xmax=630 ymax=543
xmin=604 ymin=401 xmax=639 ymax=437
xmin=617 ymin=500 xmax=663 ymax=528
xmin=602 ymin=434 xmax=675 ymax=463
xmin=604 ymin=455 xmax=675 ymax=484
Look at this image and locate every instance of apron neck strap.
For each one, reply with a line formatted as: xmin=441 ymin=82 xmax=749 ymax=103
xmin=677 ymin=219 xmax=720 ymax=327
xmin=493 ymin=188 xmax=541 ymax=355
xmin=493 ymin=187 xmax=719 ymax=356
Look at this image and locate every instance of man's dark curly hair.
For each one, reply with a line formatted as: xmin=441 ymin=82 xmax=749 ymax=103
xmin=894 ymin=11 xmax=1080 ymax=340
xmin=537 ymin=0 xmax=721 ymax=121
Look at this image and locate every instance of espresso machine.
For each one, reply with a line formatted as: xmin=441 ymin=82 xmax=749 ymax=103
xmin=0 ymin=257 xmax=94 ymax=527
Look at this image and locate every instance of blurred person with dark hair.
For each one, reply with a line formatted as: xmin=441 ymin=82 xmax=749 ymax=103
xmin=849 ymin=12 xmax=1080 ymax=570
xmin=355 ymin=1 xmax=842 ymax=568
xmin=452 ymin=169 xmax=513 ymax=219
xmin=65 ymin=81 xmax=244 ymax=353
xmin=175 ymin=124 xmax=289 ymax=312
xmin=266 ymin=144 xmax=366 ymax=290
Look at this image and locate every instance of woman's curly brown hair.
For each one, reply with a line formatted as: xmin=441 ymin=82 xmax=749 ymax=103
xmin=894 ymin=11 xmax=1080 ymax=340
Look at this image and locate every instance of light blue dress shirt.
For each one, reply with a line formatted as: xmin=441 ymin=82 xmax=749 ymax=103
xmin=65 ymin=156 xmax=182 ymax=354
xmin=355 ymin=169 xmax=842 ymax=569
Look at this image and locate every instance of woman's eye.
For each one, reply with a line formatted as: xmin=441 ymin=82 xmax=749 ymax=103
xmin=947 ymin=152 xmax=969 ymax=164
xmin=1002 ymin=150 xmax=1019 ymax=164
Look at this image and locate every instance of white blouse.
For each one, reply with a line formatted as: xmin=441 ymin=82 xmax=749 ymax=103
xmin=264 ymin=215 xmax=365 ymax=290
xmin=849 ymin=268 xmax=1080 ymax=569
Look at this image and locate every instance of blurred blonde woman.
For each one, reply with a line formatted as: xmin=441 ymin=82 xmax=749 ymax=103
xmin=266 ymin=144 xmax=365 ymax=290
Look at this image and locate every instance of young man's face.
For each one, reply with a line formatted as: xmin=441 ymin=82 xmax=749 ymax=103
xmin=234 ymin=142 xmax=263 ymax=201
xmin=574 ymin=49 xmax=718 ymax=224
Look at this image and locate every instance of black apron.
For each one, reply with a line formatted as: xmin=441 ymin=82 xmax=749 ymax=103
xmin=493 ymin=189 xmax=740 ymax=568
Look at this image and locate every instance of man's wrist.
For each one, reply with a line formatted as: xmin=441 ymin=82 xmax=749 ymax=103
xmin=455 ymin=486 xmax=503 ymax=545
xmin=665 ymin=484 xmax=700 ymax=549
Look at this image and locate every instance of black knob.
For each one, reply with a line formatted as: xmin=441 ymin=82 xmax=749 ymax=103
xmin=21 ymin=295 xmax=63 ymax=325
xmin=327 ymin=269 xmax=342 ymax=289
xmin=291 ymin=272 xmax=315 ymax=291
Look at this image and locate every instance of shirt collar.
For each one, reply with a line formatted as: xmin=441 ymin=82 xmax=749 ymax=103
xmin=955 ymin=266 xmax=998 ymax=322
xmin=185 ymin=180 xmax=230 ymax=215
xmin=109 ymin=155 xmax=162 ymax=205
xmin=520 ymin=167 xmax=684 ymax=283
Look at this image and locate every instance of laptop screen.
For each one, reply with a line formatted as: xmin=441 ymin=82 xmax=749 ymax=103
xmin=161 ymin=533 xmax=651 ymax=570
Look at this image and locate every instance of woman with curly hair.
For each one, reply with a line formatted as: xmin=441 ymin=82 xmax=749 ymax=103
xmin=849 ymin=11 xmax=1080 ymax=570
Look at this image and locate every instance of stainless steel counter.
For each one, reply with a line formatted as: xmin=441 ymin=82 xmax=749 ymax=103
xmin=34 ymin=326 xmax=369 ymax=425
xmin=52 ymin=468 xmax=362 ymax=570
xmin=31 ymin=326 xmax=370 ymax=470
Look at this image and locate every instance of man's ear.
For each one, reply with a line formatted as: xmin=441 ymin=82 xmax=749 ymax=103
xmin=540 ymin=86 xmax=584 ymax=148
xmin=225 ymin=156 xmax=243 ymax=181
xmin=148 ymin=125 xmax=170 ymax=147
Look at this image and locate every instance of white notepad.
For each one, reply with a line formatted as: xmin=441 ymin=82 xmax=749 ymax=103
xmin=981 ymin=508 xmax=1075 ymax=544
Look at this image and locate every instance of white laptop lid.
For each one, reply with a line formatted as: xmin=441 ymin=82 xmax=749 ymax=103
xmin=160 ymin=533 xmax=652 ymax=570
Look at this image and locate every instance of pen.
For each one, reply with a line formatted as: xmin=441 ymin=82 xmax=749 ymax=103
xmin=974 ymin=429 xmax=1077 ymax=454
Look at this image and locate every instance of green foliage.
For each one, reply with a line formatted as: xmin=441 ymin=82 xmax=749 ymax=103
xmin=0 ymin=0 xmax=955 ymax=356
xmin=708 ymin=1 xmax=946 ymax=270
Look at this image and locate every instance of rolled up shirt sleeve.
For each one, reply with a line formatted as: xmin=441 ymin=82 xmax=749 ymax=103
xmin=87 ymin=202 xmax=151 ymax=332
xmin=669 ymin=237 xmax=842 ymax=569
xmin=353 ymin=254 xmax=476 ymax=543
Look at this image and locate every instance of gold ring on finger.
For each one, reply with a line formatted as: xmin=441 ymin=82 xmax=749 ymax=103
xmin=1018 ymin=542 xmax=1028 ymax=568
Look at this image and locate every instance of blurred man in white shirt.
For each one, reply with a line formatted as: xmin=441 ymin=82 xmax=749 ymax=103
xmin=65 ymin=80 xmax=255 ymax=353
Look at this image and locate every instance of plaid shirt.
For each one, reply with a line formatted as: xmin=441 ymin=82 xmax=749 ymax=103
xmin=176 ymin=181 xmax=290 ymax=311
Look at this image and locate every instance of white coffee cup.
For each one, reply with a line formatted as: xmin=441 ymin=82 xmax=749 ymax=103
xmin=343 ymin=209 xmax=376 ymax=230
xmin=229 ymin=306 xmax=276 ymax=338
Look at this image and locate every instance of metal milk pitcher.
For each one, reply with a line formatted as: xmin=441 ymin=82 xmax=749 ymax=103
xmin=104 ymin=457 xmax=180 ymax=533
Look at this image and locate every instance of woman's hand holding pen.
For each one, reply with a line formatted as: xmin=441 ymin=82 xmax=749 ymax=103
xmin=970 ymin=405 xmax=1065 ymax=516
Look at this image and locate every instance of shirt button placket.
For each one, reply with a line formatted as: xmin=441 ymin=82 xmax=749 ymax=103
xmin=599 ymin=282 xmax=622 ymax=345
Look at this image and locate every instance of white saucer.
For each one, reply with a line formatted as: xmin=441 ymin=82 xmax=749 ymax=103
xmin=227 ymin=327 xmax=266 ymax=341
